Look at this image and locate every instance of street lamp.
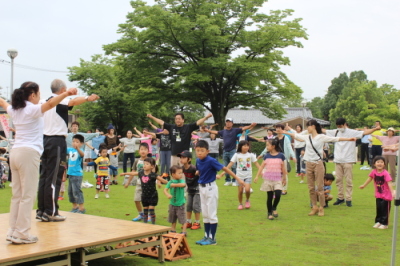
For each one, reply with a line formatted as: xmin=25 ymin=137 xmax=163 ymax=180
xmin=7 ymin=49 xmax=18 ymax=102
xmin=301 ymin=100 xmax=307 ymax=130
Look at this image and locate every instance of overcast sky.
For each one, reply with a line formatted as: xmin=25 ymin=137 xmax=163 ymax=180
xmin=1 ymin=0 xmax=399 ymax=102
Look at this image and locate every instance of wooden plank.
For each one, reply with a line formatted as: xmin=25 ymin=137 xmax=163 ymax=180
xmin=0 ymin=211 xmax=170 ymax=264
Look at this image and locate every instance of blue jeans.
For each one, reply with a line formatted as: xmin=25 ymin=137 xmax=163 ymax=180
xmin=160 ymin=150 xmax=172 ymax=174
xmin=223 ymin=149 xmax=237 ymax=182
xmin=295 ymin=148 xmax=303 ymax=174
xmin=68 ymin=175 xmax=84 ymax=204
xmin=123 ymin=153 xmax=135 ymax=172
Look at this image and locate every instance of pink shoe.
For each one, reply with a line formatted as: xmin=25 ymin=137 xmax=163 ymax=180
xmin=245 ymin=201 xmax=251 ymax=209
xmin=238 ymin=204 xmax=243 ymax=210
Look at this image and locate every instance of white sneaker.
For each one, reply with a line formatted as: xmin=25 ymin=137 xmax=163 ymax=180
xmin=105 ymin=194 xmax=110 ymax=199
xmin=299 ymin=180 xmax=304 ymax=184
xmin=232 ymin=182 xmax=237 ymax=187
xmin=95 ymin=194 xmax=99 ymax=199
xmin=378 ymin=224 xmax=388 ymax=229
xmin=224 ymin=182 xmax=232 ymax=186
xmin=11 ymin=235 xmax=38 ymax=244
xmin=373 ymin=222 xmax=381 ymax=228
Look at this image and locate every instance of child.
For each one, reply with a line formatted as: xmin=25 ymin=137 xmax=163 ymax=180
xmin=178 ymin=150 xmax=201 ymax=230
xmin=323 ymin=174 xmax=335 ymax=208
xmin=254 ymin=139 xmax=287 ymax=220
xmin=109 ymin=144 xmax=124 ymax=185
xmin=223 ymin=140 xmax=260 ymax=209
xmin=67 ymin=134 xmax=86 ymax=213
xmin=151 ymin=138 xmax=159 ymax=161
xmin=120 ymin=143 xmax=149 ymax=222
xmin=194 ymin=140 xmax=245 ymax=246
xmin=123 ymin=157 xmax=167 ymax=224
xmin=360 ymin=156 xmax=395 ymax=229
xmin=299 ymin=149 xmax=306 ymax=183
xmin=94 ymin=148 xmax=111 ymax=199
xmin=164 ymin=165 xmax=187 ymax=235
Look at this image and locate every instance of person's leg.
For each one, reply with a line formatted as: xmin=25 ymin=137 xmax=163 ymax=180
xmin=222 ymin=151 xmax=232 ymax=183
xmin=343 ymin=163 xmax=353 ymax=203
xmin=123 ymin=153 xmax=128 ymax=173
xmin=72 ymin=176 xmax=84 ymax=211
xmin=360 ymin=144 xmax=367 ymax=165
xmin=272 ymin=190 xmax=282 ymax=214
xmin=306 ymin=162 xmax=317 ymax=207
xmin=143 ymin=207 xmax=149 ymax=223
xmin=8 ymin=148 xmax=40 ymax=240
xmin=149 ymin=206 xmax=156 ymax=224
xmin=315 ymin=162 xmax=326 ymax=209
xmin=334 ymin=163 xmax=345 ymax=203
xmin=266 ymin=191 xmax=273 ymax=216
xmin=376 ymin=198 xmax=384 ymax=225
xmin=244 ymin=183 xmax=251 ymax=201
xmin=295 ymin=148 xmax=301 ymax=174
xmin=37 ymin=137 xmax=51 ymax=214
xmin=170 ymin=155 xmax=181 ymax=167
xmin=159 ymin=151 xmax=166 ymax=174
xmin=387 ymin=155 xmax=396 ymax=181
xmin=238 ymin=185 xmax=243 ymax=206
xmin=382 ymin=200 xmax=391 ymax=226
xmin=208 ymin=183 xmax=219 ymax=242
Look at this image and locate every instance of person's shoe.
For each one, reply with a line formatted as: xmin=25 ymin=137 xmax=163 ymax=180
xmin=232 ymin=182 xmax=237 ymax=187
xmin=58 ymin=196 xmax=64 ymax=200
xmin=71 ymin=208 xmax=79 ymax=213
xmin=6 ymin=235 xmax=12 ymax=241
xmin=308 ymin=206 xmax=319 ymax=216
xmin=238 ymin=204 xmax=243 ymax=210
xmin=77 ymin=209 xmax=86 ymax=214
xmin=268 ymin=212 xmax=274 ymax=220
xmin=324 ymin=202 xmax=329 ymax=208
xmin=11 ymin=235 xmax=38 ymax=244
xmin=333 ymin=198 xmax=345 ymax=205
xmin=191 ymin=222 xmax=201 ymax=230
xmin=299 ymin=180 xmax=304 ymax=184
xmin=346 ymin=201 xmax=352 ymax=207
xmin=282 ymin=190 xmax=287 ymax=195
xmin=36 ymin=211 xmax=43 ymax=220
xmin=245 ymin=201 xmax=251 ymax=209
xmin=224 ymin=182 xmax=232 ymax=186
xmin=95 ymin=194 xmax=99 ymax=199
xmin=132 ymin=215 xmax=143 ymax=222
xmin=318 ymin=207 xmax=324 ymax=217
xmin=373 ymin=222 xmax=381 ymax=228
xmin=105 ymin=194 xmax=110 ymax=199
xmin=272 ymin=211 xmax=278 ymax=218
xmin=196 ymin=237 xmax=208 ymax=245
xmin=42 ymin=213 xmax=66 ymax=222
xmin=182 ymin=222 xmax=192 ymax=229
xmin=200 ymin=238 xmax=217 ymax=245
xmin=378 ymin=224 xmax=388 ymax=229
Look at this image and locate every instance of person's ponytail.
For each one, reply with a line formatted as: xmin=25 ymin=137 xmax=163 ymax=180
xmin=11 ymin=82 xmax=39 ymax=110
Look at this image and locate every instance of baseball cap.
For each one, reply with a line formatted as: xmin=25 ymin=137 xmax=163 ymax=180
xmin=177 ymin=150 xmax=192 ymax=158
xmin=226 ymin=118 xmax=233 ymax=122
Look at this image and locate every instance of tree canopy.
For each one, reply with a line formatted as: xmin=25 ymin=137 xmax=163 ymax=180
xmin=102 ymin=0 xmax=307 ymax=127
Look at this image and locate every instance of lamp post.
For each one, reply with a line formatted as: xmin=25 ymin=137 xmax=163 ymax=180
xmin=7 ymin=49 xmax=18 ymax=101
xmin=301 ymin=100 xmax=307 ymax=130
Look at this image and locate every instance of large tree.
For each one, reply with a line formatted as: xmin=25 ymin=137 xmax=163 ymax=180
xmin=104 ymin=0 xmax=306 ymax=127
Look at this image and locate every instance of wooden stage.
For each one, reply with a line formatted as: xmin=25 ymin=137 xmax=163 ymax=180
xmin=0 ymin=211 xmax=170 ymax=266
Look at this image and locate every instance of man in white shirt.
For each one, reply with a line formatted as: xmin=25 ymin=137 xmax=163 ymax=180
xmin=324 ymin=118 xmax=378 ymax=207
xmin=37 ymin=79 xmax=99 ymax=222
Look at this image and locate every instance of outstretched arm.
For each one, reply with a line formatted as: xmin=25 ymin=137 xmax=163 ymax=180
xmin=147 ymin=114 xmax=165 ymax=127
xmin=359 ymin=177 xmax=373 ymax=189
xmin=196 ymin=113 xmax=213 ymax=126
xmin=68 ymin=93 xmax=99 ymax=107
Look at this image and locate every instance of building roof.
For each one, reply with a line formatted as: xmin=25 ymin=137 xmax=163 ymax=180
xmin=205 ymin=108 xmax=328 ymax=125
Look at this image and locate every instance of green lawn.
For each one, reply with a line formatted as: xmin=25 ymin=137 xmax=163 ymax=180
xmin=1 ymin=161 xmax=399 ymax=265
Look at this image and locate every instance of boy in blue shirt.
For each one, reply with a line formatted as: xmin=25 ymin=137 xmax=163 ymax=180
xmin=195 ymin=140 xmax=244 ymax=246
xmin=67 ymin=134 xmax=86 ymax=214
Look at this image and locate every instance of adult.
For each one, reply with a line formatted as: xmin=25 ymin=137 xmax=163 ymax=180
xmin=293 ymin=124 xmax=306 ymax=177
xmin=370 ymin=121 xmax=386 ymax=160
xmin=204 ymin=133 xmax=224 ymax=159
xmin=144 ymin=129 xmax=172 ymax=177
xmin=207 ymin=118 xmax=255 ymax=186
xmin=0 ymin=81 xmax=77 ymax=244
xmin=284 ymin=120 xmax=355 ymax=216
xmin=66 ymin=121 xmax=98 ymax=149
xmin=324 ymin=118 xmax=377 ymax=207
xmin=147 ymin=112 xmax=212 ymax=166
xmin=37 ymin=79 xmax=99 ymax=222
xmin=360 ymin=126 xmax=371 ymax=168
xmin=120 ymin=130 xmax=150 ymax=172
xmin=372 ymin=127 xmax=400 ymax=180
xmin=104 ymin=124 xmax=119 ymax=149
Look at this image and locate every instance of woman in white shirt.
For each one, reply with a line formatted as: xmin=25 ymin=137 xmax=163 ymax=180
xmin=284 ymin=120 xmax=355 ymax=217
xmin=0 ymin=81 xmax=76 ymax=244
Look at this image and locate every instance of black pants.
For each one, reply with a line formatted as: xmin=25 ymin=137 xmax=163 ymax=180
xmin=295 ymin=148 xmax=303 ymax=173
xmin=376 ymin=198 xmax=391 ymax=225
xmin=37 ymin=136 xmax=66 ymax=216
xmin=371 ymin=145 xmax=382 ymax=162
xmin=360 ymin=143 xmax=370 ymax=165
xmin=123 ymin=153 xmax=135 ymax=173
xmin=267 ymin=190 xmax=282 ymax=214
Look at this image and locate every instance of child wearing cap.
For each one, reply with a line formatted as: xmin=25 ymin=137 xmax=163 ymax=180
xmin=178 ymin=150 xmax=201 ymax=230
xmin=372 ymin=127 xmax=400 ymax=180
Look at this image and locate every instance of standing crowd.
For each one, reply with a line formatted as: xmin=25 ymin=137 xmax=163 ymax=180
xmin=1 ymin=80 xmax=398 ymax=246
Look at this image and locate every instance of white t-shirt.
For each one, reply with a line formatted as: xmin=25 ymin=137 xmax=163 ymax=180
xmin=40 ymin=95 xmax=70 ymax=136
xmin=325 ymin=129 xmax=363 ymax=163
xmin=295 ymin=134 xmax=340 ymax=162
xmin=7 ymin=101 xmax=44 ymax=154
xmin=230 ymin=152 xmax=257 ymax=179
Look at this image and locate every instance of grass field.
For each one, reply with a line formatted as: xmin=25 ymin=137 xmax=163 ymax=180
xmin=1 ymin=161 xmax=399 ymax=266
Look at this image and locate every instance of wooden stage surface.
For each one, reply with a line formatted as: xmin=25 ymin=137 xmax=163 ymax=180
xmin=0 ymin=211 xmax=170 ymax=266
